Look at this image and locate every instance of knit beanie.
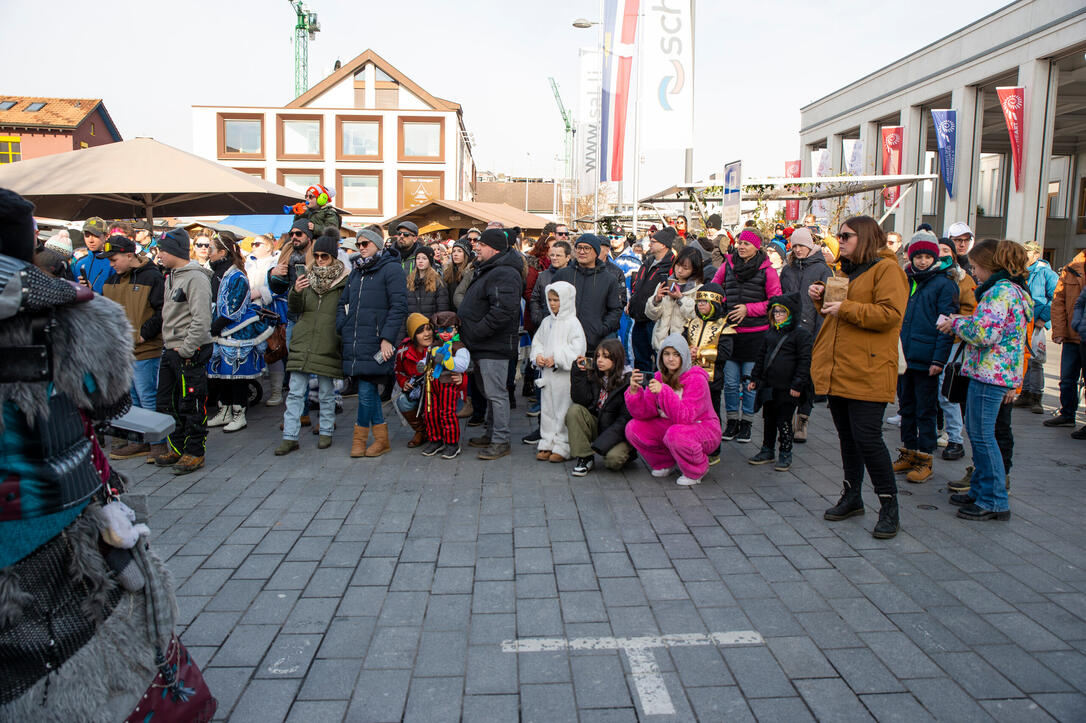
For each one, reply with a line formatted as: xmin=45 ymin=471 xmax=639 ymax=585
xmin=313 ymin=231 xmax=340 ymax=257
xmin=706 ymin=213 xmax=722 ymax=230
xmin=478 ymin=227 xmax=509 ymax=253
xmin=159 ymin=227 xmax=191 ymax=260
xmin=45 ymin=231 xmax=74 ymax=259
xmin=453 ymin=236 xmax=474 ymax=260
xmin=789 ymin=227 xmax=817 ymax=252
xmin=908 ymin=229 xmax=939 ymax=253
xmin=651 ymin=225 xmax=677 ymax=252
xmin=0 ymin=188 xmax=36 ymax=262
xmin=355 ymin=227 xmax=383 ymax=248
xmin=291 ymin=218 xmax=314 ymax=240
xmin=576 ymin=233 xmax=602 ymax=258
xmin=737 ymin=229 xmax=763 ymax=250
xmin=416 ymin=244 xmax=436 ymax=267
xmin=406 ymin=312 xmax=431 ymax=341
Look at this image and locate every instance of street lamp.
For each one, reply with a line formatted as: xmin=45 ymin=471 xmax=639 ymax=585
xmin=572 ymin=18 xmax=597 ymax=28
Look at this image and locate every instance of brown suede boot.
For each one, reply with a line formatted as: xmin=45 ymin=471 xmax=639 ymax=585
xmin=350 ymin=425 xmax=369 ymax=458
xmin=892 ymin=448 xmax=915 ymax=474
xmin=145 ymin=443 xmax=168 ymax=464
xmin=172 ymin=454 xmax=204 ymax=475
xmin=153 ymin=448 xmax=182 ymax=467
xmin=365 ymin=423 xmax=391 ymax=457
xmin=110 ymin=442 xmax=150 ymax=460
xmin=906 ymin=452 xmax=933 ymax=483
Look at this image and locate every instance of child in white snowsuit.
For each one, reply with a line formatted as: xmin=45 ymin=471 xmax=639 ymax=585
xmin=531 ymin=281 xmax=586 ymax=462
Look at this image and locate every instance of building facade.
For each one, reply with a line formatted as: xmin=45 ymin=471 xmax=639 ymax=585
xmin=799 ymin=0 xmax=1086 ymax=265
xmin=192 ymin=49 xmax=475 ymax=226
xmin=0 ymin=96 xmax=121 ymax=164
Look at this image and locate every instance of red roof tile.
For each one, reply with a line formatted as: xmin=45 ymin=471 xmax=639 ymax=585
xmin=0 ymin=96 xmax=102 ymax=129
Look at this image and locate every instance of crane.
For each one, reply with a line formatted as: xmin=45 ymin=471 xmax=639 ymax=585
xmin=290 ymin=1 xmax=321 ymax=98
xmin=549 ymin=77 xmax=575 ymax=218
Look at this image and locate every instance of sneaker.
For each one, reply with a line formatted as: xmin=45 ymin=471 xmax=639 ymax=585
xmin=722 ymin=419 xmax=739 ymax=441
xmin=440 ymin=444 xmax=461 ymax=459
xmin=736 ymin=420 xmax=752 ymax=444
xmin=477 ymin=442 xmax=511 ymax=460
xmin=936 ymin=431 xmax=948 ymax=448
xmin=1071 ymin=426 xmax=1086 ymax=440
xmin=676 ymin=475 xmax=701 ymax=486
xmin=572 ymin=456 xmax=595 ymax=476
xmin=956 ymin=503 xmax=1011 ymax=521
xmin=1043 ymin=414 xmax=1076 ymax=427
xmin=886 ymin=414 xmax=901 ymax=426
xmin=748 ymin=447 xmax=775 ymax=465
xmin=468 ymin=435 xmax=492 ymax=448
xmin=774 ymin=451 xmax=792 ymax=471
xmin=650 ymin=466 xmax=676 ymax=478
xmin=421 ymin=440 xmax=444 ymax=457
xmin=708 ymin=454 xmax=720 ymax=466
xmin=941 ymin=442 xmax=965 ymax=460
xmin=526 ymin=400 xmax=541 ymax=418
xmin=274 ymin=440 xmax=300 ymax=456
xmin=522 ymin=428 xmax=541 ymax=444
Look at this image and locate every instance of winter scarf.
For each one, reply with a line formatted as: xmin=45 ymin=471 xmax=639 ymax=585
xmin=307 ymin=259 xmax=345 ymax=296
xmin=906 ymin=262 xmax=942 ymax=295
xmin=975 ymin=269 xmax=1028 ymax=300
xmin=732 ymin=249 xmax=767 ymax=283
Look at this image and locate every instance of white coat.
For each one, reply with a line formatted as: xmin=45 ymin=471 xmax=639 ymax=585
xmin=644 ymin=281 xmax=698 ymax=351
xmin=530 ymin=281 xmax=587 ymax=458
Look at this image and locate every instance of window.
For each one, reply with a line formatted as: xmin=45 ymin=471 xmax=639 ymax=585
xmin=398 ymin=170 xmax=444 ymax=212
xmin=336 ymin=115 xmax=382 ymax=160
xmin=232 ymin=167 xmax=266 ymax=180
xmin=337 ymin=170 xmax=382 ymax=215
xmin=217 ymin=113 xmax=264 ymax=159
xmin=376 ymin=88 xmax=398 ymax=109
xmin=0 ymin=136 xmax=21 ymax=164
xmin=398 ymin=117 xmax=444 ymax=162
xmin=25 ymin=102 xmax=46 ymax=112
xmin=277 ymin=170 xmax=323 ymax=195
xmin=977 ymin=153 xmax=1003 ymax=217
xmin=277 ymin=115 xmax=323 ymax=160
xmin=354 ymin=68 xmax=367 ymax=107
xmin=1047 ymin=155 xmax=1070 ymax=218
xmin=90 ymin=122 xmax=95 ymax=136
xmin=0 ymin=101 xmax=15 ymax=111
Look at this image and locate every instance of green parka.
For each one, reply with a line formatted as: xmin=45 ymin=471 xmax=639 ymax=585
xmin=285 ymin=266 xmax=350 ymax=378
xmin=295 ymin=205 xmax=343 ymax=237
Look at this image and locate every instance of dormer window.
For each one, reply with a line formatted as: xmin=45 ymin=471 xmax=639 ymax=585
xmin=25 ymin=102 xmax=46 ymax=112
xmin=0 ymin=101 xmax=15 ymax=111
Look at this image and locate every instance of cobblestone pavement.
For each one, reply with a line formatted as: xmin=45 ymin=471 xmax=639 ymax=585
xmin=117 ymin=354 xmax=1086 ymax=722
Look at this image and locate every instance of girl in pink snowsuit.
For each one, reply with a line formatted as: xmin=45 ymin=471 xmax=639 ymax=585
xmin=624 ymin=333 xmax=722 ymax=485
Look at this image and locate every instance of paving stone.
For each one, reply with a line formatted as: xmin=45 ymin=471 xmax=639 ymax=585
xmin=465 ymin=643 xmax=518 ymax=694
xmin=686 ymin=685 xmax=756 ymax=721
xmin=823 ymin=647 xmax=906 ymax=694
xmin=201 ymin=665 xmax=251 ymax=719
xmin=592 ymin=552 xmax=636 ymax=578
xmin=318 ymin=617 xmax=376 ymax=659
xmin=241 ymin=589 xmax=301 ymax=625
xmin=474 ymin=556 xmax=515 ymax=581
xmin=257 ymin=633 xmax=320 ymax=679
xmin=214 ymin=624 xmax=281 ymax=667
xmin=414 ymin=631 xmax=468 ymax=677
xmin=377 ymin=591 xmax=429 ymax=626
xmin=552 ymin=540 xmax=592 ymax=564
xmin=859 ymin=692 xmax=936 ymax=722
xmin=469 ymin=613 xmax=516 ymax=645
xmin=1031 ymin=692 xmax=1086 ymax=722
xmin=978 ymin=697 xmax=1059 ymax=722
xmin=431 ymin=566 xmax=475 ymax=594
xmin=516 ymin=572 xmax=558 ymax=598
xmin=974 ymin=644 xmax=1075 ymax=693
xmin=722 ymin=645 xmax=795 ymax=698
xmin=345 ymin=669 xmax=411 ymax=722
xmin=297 ymin=657 xmax=363 ymax=700
xmin=229 ymin=678 xmax=301 ymax=723
xmin=519 ymin=650 xmax=571 ymax=684
xmin=517 ymin=597 xmax=564 ymax=636
xmin=570 ymin=653 xmax=631 ymax=707
xmin=669 ymin=644 xmax=733 ymax=687
xmin=283 ymin=596 xmax=338 ymax=634
xmin=556 ymin=563 xmax=599 ymax=591
xmin=461 ymin=694 xmax=519 ymax=722
xmin=423 ymin=594 xmax=471 ymax=631
xmin=794 ymin=678 xmax=874 ymax=721
xmin=472 ymin=580 xmax=515 ymax=613
xmin=767 ymin=636 xmax=837 ymax=679
xmin=560 ymin=590 xmax=608 ymax=623
xmin=905 ymin=678 xmax=999 ymax=722
xmin=286 ymin=700 xmax=349 ymax=723
xmin=859 ymin=631 xmax=943 ymax=678
xmin=362 ymin=625 xmax=419 ymax=669
xmin=747 ymin=696 xmax=817 ymax=722
xmin=985 ymin=612 xmax=1072 ymax=652
xmin=520 ymin=683 xmax=578 ymax=723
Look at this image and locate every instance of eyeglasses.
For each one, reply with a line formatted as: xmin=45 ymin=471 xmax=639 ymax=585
xmin=555 ymin=231 xmax=570 ymax=237
xmin=835 ymin=232 xmax=857 ymax=241
xmin=313 ymin=252 xmax=332 ymax=260
xmin=194 ymin=242 xmax=210 ymax=248
xmin=575 ymin=245 xmax=594 ymax=252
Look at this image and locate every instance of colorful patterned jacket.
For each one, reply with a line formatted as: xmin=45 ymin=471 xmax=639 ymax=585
xmin=952 ymin=278 xmax=1033 ymax=389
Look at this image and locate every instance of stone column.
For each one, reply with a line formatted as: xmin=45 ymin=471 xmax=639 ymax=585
xmin=1005 ymin=59 xmax=1059 ymax=244
xmin=894 ymin=105 xmax=923 ymax=236
xmin=942 ymin=85 xmax=982 ymax=233
xmin=828 ymin=134 xmax=844 ymax=175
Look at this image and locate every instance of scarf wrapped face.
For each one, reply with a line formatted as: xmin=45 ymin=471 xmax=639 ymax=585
xmin=307 ymin=259 xmax=344 ymax=295
xmin=770 ymin=303 xmax=793 ymax=330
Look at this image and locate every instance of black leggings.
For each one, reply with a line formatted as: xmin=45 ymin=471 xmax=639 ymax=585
xmin=209 ymin=378 xmax=248 ymax=407
xmin=827 ymin=396 xmax=897 ymax=496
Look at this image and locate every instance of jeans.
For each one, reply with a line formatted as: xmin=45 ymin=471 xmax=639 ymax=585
xmin=395 ymin=392 xmax=418 ymax=414
xmin=900 ymin=369 xmax=940 ymax=453
xmin=131 ymin=357 xmax=162 ymax=444
xmin=355 ymin=377 xmax=385 ymax=428
xmin=631 ymin=321 xmax=655 ymax=372
xmin=723 ymin=360 xmax=756 ymax=418
xmin=1058 ymin=341 xmax=1083 ymax=417
xmin=937 ymin=365 xmax=964 ymax=445
xmin=477 ymin=358 xmax=511 ymax=445
xmin=827 ymin=396 xmax=896 ymax=496
xmin=1022 ymin=357 xmax=1044 ymax=395
xmin=965 ymin=379 xmax=1010 ymax=512
xmin=284 ymin=372 xmax=335 ymax=439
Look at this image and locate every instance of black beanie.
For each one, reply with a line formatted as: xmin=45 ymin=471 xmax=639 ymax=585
xmin=416 ymin=244 xmax=436 ymax=267
xmin=313 ymin=231 xmax=340 ymax=257
xmin=576 ymin=233 xmax=602 ymax=258
xmin=291 ymin=218 xmax=314 ymax=240
xmin=159 ymin=227 xmax=191 ymax=260
xmin=707 ymin=213 xmax=722 ymax=230
xmin=0 ymin=188 xmax=36 ymax=262
xmin=652 ymin=226 xmax=677 ymax=250
xmin=478 ymin=227 xmax=509 ymax=253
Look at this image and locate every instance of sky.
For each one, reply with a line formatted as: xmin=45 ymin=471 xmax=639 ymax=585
xmin=4 ymin=0 xmax=1011 ymax=202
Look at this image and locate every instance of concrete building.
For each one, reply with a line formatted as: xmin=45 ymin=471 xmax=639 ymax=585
xmin=0 ymin=96 xmax=121 ymax=164
xmin=799 ymin=0 xmax=1086 ymax=265
xmin=192 ymin=49 xmax=475 ymax=226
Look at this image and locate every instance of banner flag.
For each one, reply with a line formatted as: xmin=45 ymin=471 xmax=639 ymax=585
xmin=881 ymin=126 xmax=904 ymax=206
xmin=812 ymin=149 xmax=830 ymax=219
xmin=846 ymin=140 xmax=864 ymax=214
xmin=721 ymin=160 xmax=741 ymax=227
xmin=784 ymin=161 xmax=801 ymax=221
xmin=599 ymin=0 xmax=639 ymax=182
xmin=639 ymin=0 xmax=693 ymax=149
xmin=930 ymin=109 xmax=957 ymax=198
xmin=576 ymin=48 xmax=602 ymax=192
xmin=996 ymin=87 xmax=1024 ymax=192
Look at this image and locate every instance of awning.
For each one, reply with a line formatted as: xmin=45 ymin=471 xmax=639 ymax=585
xmin=382 ymin=199 xmax=552 ymax=234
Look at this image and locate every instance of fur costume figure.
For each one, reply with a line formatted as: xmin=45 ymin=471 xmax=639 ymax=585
xmin=530 ymin=281 xmax=586 ymax=459
xmin=624 ymin=333 xmax=722 ymax=483
xmin=0 ymin=249 xmax=216 ymax=721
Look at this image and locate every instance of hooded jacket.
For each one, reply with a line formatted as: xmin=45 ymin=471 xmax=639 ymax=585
xmin=810 ymin=246 xmax=908 ymax=403
xmin=102 ymin=256 xmax=165 ymax=360
xmin=552 ymin=260 xmax=624 ymax=351
xmin=624 ymin=334 xmax=719 ymax=433
xmin=1052 ymin=251 xmax=1085 ymax=344
xmin=336 ymin=251 xmax=409 ymax=377
xmin=751 ymin=294 xmax=813 ymax=393
xmin=529 ymin=263 xmax=563 ymax=327
xmin=530 ymin=281 xmax=586 ymax=372
xmin=900 ymin=261 xmax=959 ymax=371
xmin=162 ymin=260 xmax=213 ymax=359
xmin=952 ymin=277 xmax=1033 ymax=389
xmin=457 ymin=248 xmax=525 ymax=360
xmin=644 ymin=279 xmax=698 ymax=351
xmin=779 ymin=253 xmax=833 ymax=335
xmin=683 ymin=284 xmax=734 ymax=382
xmin=1026 ymin=258 xmax=1058 ymax=329
xmin=296 ymin=205 xmax=342 ymax=237
xmin=286 ymin=262 xmax=350 ymax=378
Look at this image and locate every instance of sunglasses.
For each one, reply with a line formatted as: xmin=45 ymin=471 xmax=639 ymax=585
xmin=436 ymin=326 xmax=456 ymax=335
xmin=555 ymin=231 xmax=570 ymax=237
xmin=100 ymin=241 xmax=129 ymax=253
xmin=357 ymin=239 xmax=373 ymax=248
xmin=194 ymin=242 xmax=210 ymax=248
xmin=313 ymin=252 xmax=332 ymax=260
xmin=835 ymin=232 xmax=857 ymax=241
xmin=398 ymin=231 xmax=416 ymax=237
xmin=290 ymin=231 xmax=307 ymax=238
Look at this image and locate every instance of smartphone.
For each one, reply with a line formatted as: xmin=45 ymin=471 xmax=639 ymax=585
xmin=582 ymin=357 xmax=596 ymax=371
xmin=294 ymin=263 xmax=307 ymax=278
xmin=631 ymin=369 xmax=642 ymax=385
xmin=373 ymin=349 xmax=387 ymax=362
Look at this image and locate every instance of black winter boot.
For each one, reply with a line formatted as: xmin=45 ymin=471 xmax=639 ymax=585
xmin=775 ymin=420 xmax=793 ymax=471
xmin=872 ymin=494 xmax=900 ymax=539
xmin=824 ymin=480 xmax=864 ymax=521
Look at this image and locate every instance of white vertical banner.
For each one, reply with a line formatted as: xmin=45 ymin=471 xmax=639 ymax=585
xmin=846 ymin=139 xmax=864 ymax=214
xmin=639 ymin=0 xmax=693 ymax=149
xmin=811 ymin=149 xmax=831 ymax=219
xmin=576 ymin=48 xmax=602 ymax=193
xmin=720 ymin=160 xmax=741 ymax=227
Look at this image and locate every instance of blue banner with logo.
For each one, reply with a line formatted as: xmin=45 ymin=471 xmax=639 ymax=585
xmin=931 ymin=109 xmax=957 ymax=198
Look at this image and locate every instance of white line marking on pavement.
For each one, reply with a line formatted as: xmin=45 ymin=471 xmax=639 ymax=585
xmin=502 ymin=630 xmax=765 ymax=716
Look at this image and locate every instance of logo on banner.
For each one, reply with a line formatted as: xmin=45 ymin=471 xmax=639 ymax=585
xmin=931 ymin=109 xmax=957 ymax=198
xmin=996 ymin=86 xmax=1024 ymax=192
xmin=881 ymin=126 xmax=904 ymax=207
xmin=784 ymin=161 xmax=801 ymax=221
xmin=658 ymin=60 xmax=686 ymax=110
xmin=882 ymin=132 xmax=901 ymax=154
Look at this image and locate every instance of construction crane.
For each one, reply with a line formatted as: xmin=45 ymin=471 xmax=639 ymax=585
xmin=290 ymin=1 xmax=321 ymax=98
xmin=549 ymin=77 xmax=575 ymax=218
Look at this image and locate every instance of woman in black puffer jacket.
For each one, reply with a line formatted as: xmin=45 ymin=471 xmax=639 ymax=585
xmin=336 ymin=228 xmax=408 ymax=459
xmin=406 ymin=245 xmax=450 ymax=319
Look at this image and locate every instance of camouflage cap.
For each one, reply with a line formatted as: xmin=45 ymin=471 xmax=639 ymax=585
xmin=83 ymin=217 xmax=108 ymax=238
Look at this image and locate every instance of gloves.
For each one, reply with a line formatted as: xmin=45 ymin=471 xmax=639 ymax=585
xmin=210 ymin=316 xmax=230 ymax=336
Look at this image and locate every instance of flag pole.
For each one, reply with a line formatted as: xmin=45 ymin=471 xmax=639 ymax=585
xmin=632 ymin=3 xmax=642 ymax=238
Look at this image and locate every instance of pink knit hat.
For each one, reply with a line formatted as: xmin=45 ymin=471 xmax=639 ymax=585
xmin=737 ymin=229 xmax=762 ymax=250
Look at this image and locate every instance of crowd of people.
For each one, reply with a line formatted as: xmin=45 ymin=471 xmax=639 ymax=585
xmin=16 ymin=186 xmax=1086 ymax=539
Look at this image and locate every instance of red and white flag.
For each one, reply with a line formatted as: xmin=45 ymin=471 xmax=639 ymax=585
xmin=599 ymin=0 xmax=639 ymax=182
xmin=784 ymin=161 xmax=801 ymax=221
xmin=997 ymin=86 xmax=1024 ymax=192
xmin=881 ymin=126 xmax=904 ymax=206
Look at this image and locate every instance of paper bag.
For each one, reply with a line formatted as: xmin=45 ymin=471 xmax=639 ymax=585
xmin=824 ymin=276 xmax=849 ymax=304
